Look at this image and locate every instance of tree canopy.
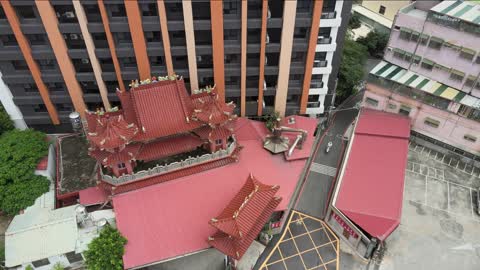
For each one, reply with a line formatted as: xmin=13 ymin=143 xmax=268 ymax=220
xmin=336 ymin=39 xmax=368 ymax=105
xmin=0 ymin=105 xmax=14 ymax=135
xmin=0 ymin=129 xmax=50 ymax=215
xmin=84 ymin=225 xmax=127 ymax=270
xmin=357 ymin=30 xmax=389 ymax=57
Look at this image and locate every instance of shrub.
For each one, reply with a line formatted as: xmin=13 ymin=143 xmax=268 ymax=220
xmin=264 ymin=111 xmax=280 ymax=131
xmin=0 ymin=129 xmax=50 ymax=215
xmin=357 ymin=30 xmax=389 ymax=57
xmin=0 ymin=105 xmax=14 ymax=135
xmin=336 ymin=40 xmax=368 ymax=105
xmin=84 ymin=225 xmax=127 ymax=270
xmin=53 ymin=262 xmax=65 ymax=270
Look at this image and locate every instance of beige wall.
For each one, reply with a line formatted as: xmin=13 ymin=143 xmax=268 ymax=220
xmin=362 ymin=0 xmax=411 ymax=21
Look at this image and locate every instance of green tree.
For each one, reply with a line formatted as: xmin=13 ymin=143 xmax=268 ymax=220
xmin=0 ymin=105 xmax=14 ymax=135
xmin=357 ymin=30 xmax=389 ymax=57
xmin=348 ymin=13 xmax=361 ymax=30
xmin=0 ymin=129 xmax=50 ymax=215
xmin=84 ymin=225 xmax=127 ymax=270
xmin=336 ymin=39 xmax=368 ymax=105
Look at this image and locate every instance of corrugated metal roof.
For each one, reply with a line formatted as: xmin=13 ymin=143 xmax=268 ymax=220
xmin=5 ymin=205 xmax=78 ymax=267
xmin=370 ymin=61 xmax=480 ymax=109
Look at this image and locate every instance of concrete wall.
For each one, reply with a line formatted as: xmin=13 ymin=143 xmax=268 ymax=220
xmin=361 ymin=0 xmax=411 ymax=21
xmin=363 ymin=83 xmax=480 ymax=156
xmin=0 ymin=71 xmax=27 ymax=129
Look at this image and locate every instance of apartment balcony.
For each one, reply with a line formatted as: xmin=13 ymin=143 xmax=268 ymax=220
xmin=320 ymin=11 xmax=341 ymax=27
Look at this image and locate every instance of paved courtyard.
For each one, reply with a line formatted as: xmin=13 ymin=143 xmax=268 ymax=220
xmin=341 ymin=145 xmax=480 ymax=270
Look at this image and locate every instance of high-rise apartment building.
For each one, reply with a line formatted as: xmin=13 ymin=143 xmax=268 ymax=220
xmin=364 ymin=0 xmax=480 ymax=158
xmin=0 ymin=0 xmax=351 ymax=133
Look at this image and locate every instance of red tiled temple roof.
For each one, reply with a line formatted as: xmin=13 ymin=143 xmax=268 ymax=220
xmin=90 ymin=144 xmax=142 ymax=167
xmin=136 ymin=134 xmax=204 ymax=162
xmin=208 ymin=197 xmax=280 ymax=260
xmin=209 ymin=174 xmax=280 ymax=239
xmin=192 ymin=89 xmax=235 ymax=125
xmin=193 ymin=126 xmax=233 ymax=141
xmin=129 ymin=80 xmax=202 ymax=141
xmin=87 ymin=114 xmax=139 ymax=150
xmin=208 ymin=174 xmax=281 ymax=260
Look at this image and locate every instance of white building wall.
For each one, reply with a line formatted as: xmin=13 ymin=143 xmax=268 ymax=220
xmin=307 ymin=0 xmax=344 ymax=116
xmin=0 ymin=71 xmax=27 ymax=129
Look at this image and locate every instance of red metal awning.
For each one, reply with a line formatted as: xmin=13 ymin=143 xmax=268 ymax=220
xmin=335 ymin=109 xmax=410 ymax=240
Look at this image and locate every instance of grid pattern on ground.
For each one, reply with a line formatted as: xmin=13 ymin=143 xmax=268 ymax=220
xmin=260 ymin=211 xmax=339 ymax=270
xmin=310 ymin=163 xmax=337 ymax=177
xmin=406 ymin=160 xmax=480 ymax=222
xmin=409 ymin=141 xmax=480 ymax=179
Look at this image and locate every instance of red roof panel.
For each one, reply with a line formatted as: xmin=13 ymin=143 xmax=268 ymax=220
xmin=209 ymin=175 xmax=279 ymax=239
xmin=79 ymin=186 xmax=108 ymax=206
xmin=136 ymin=134 xmax=204 ymax=162
xmin=335 ymin=109 xmax=410 ymax=240
xmin=112 ymin=117 xmax=318 ymax=269
xmin=130 ymin=80 xmax=201 ymax=140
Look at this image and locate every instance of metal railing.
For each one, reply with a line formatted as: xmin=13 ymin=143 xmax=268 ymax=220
xmin=310 ymin=81 xmax=324 ymax=89
xmin=313 ymin=60 xmax=328 ymax=68
xmin=317 ymin=36 xmax=332 ymax=44
xmin=101 ymin=141 xmax=237 ymax=185
xmin=321 ymin=11 xmax=336 ymax=19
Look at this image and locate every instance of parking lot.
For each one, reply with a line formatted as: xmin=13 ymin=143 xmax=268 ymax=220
xmin=340 ymin=145 xmax=480 ymax=270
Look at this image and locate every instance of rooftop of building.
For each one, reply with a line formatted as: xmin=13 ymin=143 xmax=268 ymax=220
xmin=333 ymin=108 xmax=411 ymax=240
xmin=111 ymin=116 xmax=318 ymax=269
xmin=400 ymin=0 xmax=480 ymax=25
xmin=57 ymin=134 xmax=98 ymax=197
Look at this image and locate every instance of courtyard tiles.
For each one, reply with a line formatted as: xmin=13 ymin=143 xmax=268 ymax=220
xmin=260 ymin=211 xmax=339 ymax=270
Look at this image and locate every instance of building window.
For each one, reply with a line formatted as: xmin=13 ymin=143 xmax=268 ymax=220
xmin=0 ymin=34 xmax=18 ymax=47
xmin=410 ymin=31 xmax=420 ymax=42
xmin=428 ymin=36 xmax=443 ymax=50
xmin=11 ymin=60 xmax=29 ymax=71
xmin=412 ymin=55 xmax=422 ymax=65
xmin=465 ymin=75 xmax=477 ymax=88
xmin=15 ymin=5 xmax=36 ymax=19
xmin=25 ymin=34 xmax=46 ymax=46
xmin=215 ymin=139 xmax=222 ymax=146
xmin=433 ymin=63 xmax=450 ymax=73
xmin=399 ymin=27 xmax=412 ymax=40
xmin=145 ymin=31 xmax=161 ymax=43
xmin=64 ymin=33 xmax=85 ymax=49
xmin=449 ymin=69 xmax=465 ymax=82
xmin=32 ymin=258 xmax=50 ymax=267
xmin=107 ymin=4 xmax=126 ymax=17
xmin=224 ymin=29 xmax=240 ymax=41
xmin=38 ymin=59 xmax=57 ymax=70
xmin=365 ymin=97 xmax=379 ymax=107
xmin=149 ymin=56 xmax=164 ymax=67
xmin=476 ymin=56 xmax=480 ymax=65
xmin=66 ymin=251 xmax=84 ymax=264
xmin=399 ymin=105 xmax=411 ymax=116
xmin=83 ymin=4 xmax=101 ymax=22
xmin=421 ymin=59 xmax=434 ymax=71
xmin=140 ymin=3 xmax=158 ymax=17
xmin=378 ymin=5 xmax=386 ymax=15
xmin=92 ymin=33 xmax=109 ymax=48
xmin=463 ymin=134 xmax=477 ymax=143
xmin=459 ymin=47 xmax=475 ymax=61
xmin=419 ymin=34 xmax=429 ymax=45
xmin=53 ymin=4 xmax=78 ymax=23
xmin=424 ymin=117 xmax=440 ymax=128
xmin=120 ymin=57 xmax=137 ymax=68
xmin=444 ymin=42 xmax=461 ymax=51
xmin=0 ymin=5 xmax=5 ymax=20
xmin=114 ymin=32 xmax=132 ymax=45
xmin=387 ymin=103 xmax=397 ymax=110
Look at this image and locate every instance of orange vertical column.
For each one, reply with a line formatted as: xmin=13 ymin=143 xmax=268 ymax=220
xmin=240 ymin=0 xmax=247 ymax=116
xmin=257 ymin=0 xmax=268 ymax=116
xmin=98 ymin=0 xmax=125 ymax=92
xmin=210 ymin=0 xmax=225 ymax=101
xmin=1 ymin=1 xmax=60 ymax=124
xmin=157 ymin=0 xmax=174 ymax=75
xmin=300 ymin=0 xmax=324 ymax=114
xmin=124 ymin=0 xmax=151 ymax=80
xmin=35 ymin=0 xmax=87 ymax=117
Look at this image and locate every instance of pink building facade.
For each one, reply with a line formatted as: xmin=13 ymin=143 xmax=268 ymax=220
xmin=363 ymin=1 xmax=480 ymax=158
xmin=363 ymin=83 xmax=480 ymax=156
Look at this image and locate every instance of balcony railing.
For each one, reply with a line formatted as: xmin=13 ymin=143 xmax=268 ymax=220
xmin=101 ymin=140 xmax=237 ymax=185
xmin=317 ymin=36 xmax=332 ymax=44
xmin=307 ymin=101 xmax=321 ymax=108
xmin=310 ymin=81 xmax=324 ymax=88
xmin=321 ymin=11 xmax=336 ymax=19
xmin=313 ymin=60 xmax=328 ymax=68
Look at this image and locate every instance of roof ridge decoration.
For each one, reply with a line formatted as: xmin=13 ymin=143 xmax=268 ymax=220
xmin=191 ymin=87 xmax=236 ymax=126
xmin=87 ymin=113 xmax=139 ymax=150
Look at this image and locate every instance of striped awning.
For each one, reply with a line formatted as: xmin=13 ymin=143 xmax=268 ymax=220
xmin=431 ymin=1 xmax=480 ymax=26
xmin=370 ymin=61 xmax=480 ymax=109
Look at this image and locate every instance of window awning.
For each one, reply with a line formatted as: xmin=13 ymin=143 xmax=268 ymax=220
xmin=451 ymin=69 xmax=465 ymax=77
xmin=400 ymin=27 xmax=412 ymax=33
xmin=422 ymin=58 xmax=434 ymax=65
xmin=430 ymin=36 xmax=444 ymax=43
xmin=461 ymin=47 xmax=476 ymax=55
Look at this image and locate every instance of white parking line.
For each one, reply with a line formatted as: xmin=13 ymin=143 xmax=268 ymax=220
xmin=447 ymin=183 xmax=450 ymax=211
xmin=470 ymin=188 xmax=474 ymax=217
